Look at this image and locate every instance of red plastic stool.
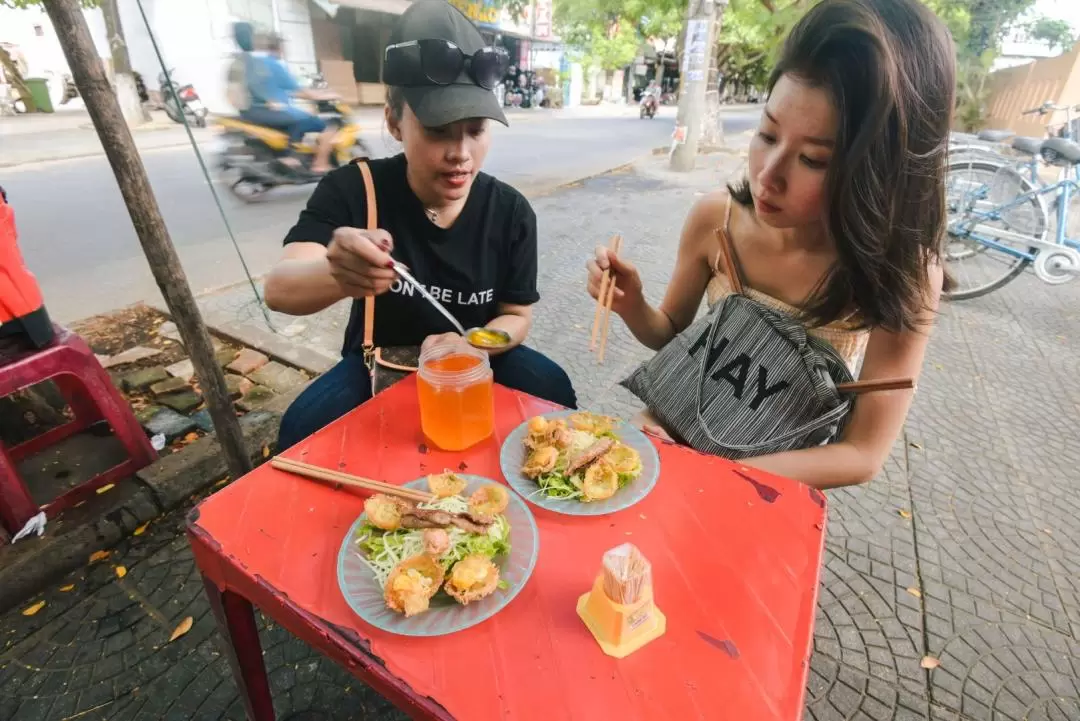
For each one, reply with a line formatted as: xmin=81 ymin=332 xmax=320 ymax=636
xmin=0 ymin=325 xmax=156 ymax=539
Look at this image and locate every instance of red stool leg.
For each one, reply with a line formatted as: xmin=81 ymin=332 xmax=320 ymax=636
xmin=55 ymin=373 xmax=101 ymax=427
xmin=70 ymin=353 xmax=156 ymax=469
xmin=0 ymin=443 xmax=38 ymax=538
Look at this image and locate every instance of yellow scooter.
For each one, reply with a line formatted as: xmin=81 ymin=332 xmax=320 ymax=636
xmin=215 ymin=99 xmax=369 ymax=201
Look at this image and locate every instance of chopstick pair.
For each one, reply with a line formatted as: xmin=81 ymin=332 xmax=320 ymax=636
xmin=270 ymin=456 xmax=434 ymax=504
xmin=589 ymin=234 xmax=624 ymax=364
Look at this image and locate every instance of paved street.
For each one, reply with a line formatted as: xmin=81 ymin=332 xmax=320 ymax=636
xmin=3 ymin=151 xmax=1079 ymax=721
xmin=2 ymin=105 xmax=761 ymax=324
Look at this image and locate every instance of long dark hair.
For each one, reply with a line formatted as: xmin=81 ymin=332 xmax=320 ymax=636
xmin=729 ymin=0 xmax=955 ymax=332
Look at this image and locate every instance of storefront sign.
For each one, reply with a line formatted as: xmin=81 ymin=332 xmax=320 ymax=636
xmin=448 ymin=0 xmax=500 ymax=26
xmin=448 ymin=0 xmax=537 ymax=37
xmin=534 ymin=0 xmax=553 ymax=39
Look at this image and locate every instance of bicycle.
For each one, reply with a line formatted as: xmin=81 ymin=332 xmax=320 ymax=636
xmin=944 ymin=108 xmax=1080 ymax=299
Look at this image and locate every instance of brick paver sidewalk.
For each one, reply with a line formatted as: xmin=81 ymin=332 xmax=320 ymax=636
xmin=2 ymin=155 xmax=1078 ymax=720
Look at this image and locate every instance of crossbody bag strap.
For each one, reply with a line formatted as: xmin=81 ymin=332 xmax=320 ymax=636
xmin=713 ymin=195 xmax=746 ymax=296
xmin=355 ymin=160 xmax=378 ymax=367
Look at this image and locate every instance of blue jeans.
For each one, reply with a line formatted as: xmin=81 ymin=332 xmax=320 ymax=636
xmin=241 ymin=106 xmax=326 ymax=145
xmin=277 ymin=346 xmax=578 ymax=450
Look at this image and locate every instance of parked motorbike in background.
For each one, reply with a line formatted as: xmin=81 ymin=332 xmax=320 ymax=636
xmin=640 ymin=92 xmax=658 ymax=119
xmin=214 ymin=88 xmax=369 ymax=202
xmin=159 ymin=68 xmax=208 ymax=128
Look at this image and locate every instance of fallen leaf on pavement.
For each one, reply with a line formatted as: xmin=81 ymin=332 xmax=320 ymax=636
xmin=909 ymin=442 xmax=923 ymax=450
xmin=59 ymin=585 xmax=75 ymax=592
xmin=133 ymin=523 xmax=149 ymax=536
xmin=89 ymin=550 xmax=110 ymax=563
xmin=169 ymin=616 xmax=194 ymax=643
xmin=906 ymin=587 xmax=922 ymax=599
xmin=22 ymin=601 xmax=45 ymax=616
xmin=920 ymin=656 xmax=940 ymax=670
xmin=898 ymin=510 xmax=912 ymax=519
xmin=213 ymin=477 xmax=230 ymax=488
xmin=96 ymin=483 xmax=116 ymax=494
xmin=183 ymin=432 xmax=199 ymax=442
xmin=115 ymin=566 xmax=127 ymax=578
xmin=263 ymin=446 xmax=270 ymax=458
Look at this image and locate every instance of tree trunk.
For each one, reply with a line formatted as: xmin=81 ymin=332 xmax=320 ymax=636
xmin=0 ymin=45 xmax=37 ymax=113
xmin=42 ymin=0 xmax=252 ymax=481
xmin=100 ymin=0 xmax=150 ymax=126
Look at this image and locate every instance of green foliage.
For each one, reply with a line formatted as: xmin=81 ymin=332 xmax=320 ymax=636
xmin=555 ymin=0 xmax=683 ymax=72
xmin=1025 ymin=15 xmax=1075 ymax=52
xmin=1 ymin=0 xmax=99 ymax=7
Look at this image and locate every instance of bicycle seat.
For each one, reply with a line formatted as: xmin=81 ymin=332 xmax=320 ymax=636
xmin=1040 ymin=137 xmax=1080 ymax=166
xmin=978 ymin=129 xmax=1014 ymax=142
xmin=1011 ymin=136 xmax=1044 ymax=155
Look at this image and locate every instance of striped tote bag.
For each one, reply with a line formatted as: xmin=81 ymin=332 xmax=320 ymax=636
xmin=620 ymin=292 xmax=855 ymax=460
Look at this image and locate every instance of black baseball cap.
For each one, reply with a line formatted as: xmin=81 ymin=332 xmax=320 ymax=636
xmin=385 ymin=0 xmax=508 ymax=127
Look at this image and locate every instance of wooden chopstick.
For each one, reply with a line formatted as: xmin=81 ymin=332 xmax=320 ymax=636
xmin=596 ymin=235 xmax=623 ymax=364
xmin=589 ymin=234 xmax=619 ymax=351
xmin=271 ymin=456 xmax=434 ymax=504
xmin=835 ymin=378 xmax=915 ymax=394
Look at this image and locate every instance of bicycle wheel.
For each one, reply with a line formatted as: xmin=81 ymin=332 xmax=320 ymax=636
xmin=944 ymin=158 xmax=1044 ymax=300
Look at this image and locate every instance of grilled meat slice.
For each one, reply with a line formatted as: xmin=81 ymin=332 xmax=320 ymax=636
xmin=566 ymin=439 xmax=615 ymax=475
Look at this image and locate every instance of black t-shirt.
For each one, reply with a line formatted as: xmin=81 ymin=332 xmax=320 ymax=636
xmin=283 ymin=154 xmax=539 ymax=354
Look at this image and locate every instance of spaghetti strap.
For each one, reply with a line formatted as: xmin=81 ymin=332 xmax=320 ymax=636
xmin=713 ymin=194 xmax=746 ymax=296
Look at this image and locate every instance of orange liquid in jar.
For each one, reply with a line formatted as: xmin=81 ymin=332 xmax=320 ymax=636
xmin=417 ymin=353 xmax=495 ymax=451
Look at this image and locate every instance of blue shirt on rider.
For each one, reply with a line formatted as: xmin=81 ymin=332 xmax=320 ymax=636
xmin=247 ymin=55 xmax=300 ymax=111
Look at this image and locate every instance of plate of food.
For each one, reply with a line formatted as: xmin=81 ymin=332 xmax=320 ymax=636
xmin=499 ymin=410 xmax=661 ymax=516
xmin=336 ymin=472 xmax=539 ymax=637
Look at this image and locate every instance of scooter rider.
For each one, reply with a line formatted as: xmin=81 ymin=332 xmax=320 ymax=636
xmin=228 ymin=22 xmax=338 ymax=176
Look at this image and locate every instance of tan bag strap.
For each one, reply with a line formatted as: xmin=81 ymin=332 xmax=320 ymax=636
xmin=713 ymin=195 xmax=745 ymax=296
xmin=356 ymin=160 xmax=377 ymax=355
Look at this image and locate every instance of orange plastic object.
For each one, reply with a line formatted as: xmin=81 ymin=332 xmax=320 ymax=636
xmin=188 ymin=378 xmax=828 ymax=721
xmin=577 ymin=573 xmax=666 ymax=658
xmin=416 ymin=347 xmax=494 ymax=451
xmin=0 ymin=187 xmax=53 ymax=348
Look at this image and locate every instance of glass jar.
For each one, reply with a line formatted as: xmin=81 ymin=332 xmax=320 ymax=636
xmin=417 ymin=343 xmax=495 ymax=452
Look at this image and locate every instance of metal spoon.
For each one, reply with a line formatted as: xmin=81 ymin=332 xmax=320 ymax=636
xmin=390 ymin=263 xmax=511 ymax=350
xmin=391 ymin=263 xmax=467 ymax=335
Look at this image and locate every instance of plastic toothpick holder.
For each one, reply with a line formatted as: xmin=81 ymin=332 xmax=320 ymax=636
xmin=576 ymin=543 xmax=666 ymax=658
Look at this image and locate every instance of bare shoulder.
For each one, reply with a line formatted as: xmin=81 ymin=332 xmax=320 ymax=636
xmin=680 ymin=188 xmax=732 ymax=250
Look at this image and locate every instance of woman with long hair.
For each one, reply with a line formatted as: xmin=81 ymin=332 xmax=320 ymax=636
xmin=587 ymin=0 xmax=955 ymax=489
xmin=267 ymin=0 xmax=576 ymax=450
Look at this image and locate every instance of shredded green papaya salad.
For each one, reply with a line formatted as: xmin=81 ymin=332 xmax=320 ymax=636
xmin=352 ymin=473 xmax=513 ymax=617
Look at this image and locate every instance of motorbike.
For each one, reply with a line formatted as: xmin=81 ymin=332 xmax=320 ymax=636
xmin=159 ymin=68 xmax=208 ymax=128
xmin=214 ymin=97 xmax=369 ymax=202
xmin=640 ymin=93 xmax=658 ymax=119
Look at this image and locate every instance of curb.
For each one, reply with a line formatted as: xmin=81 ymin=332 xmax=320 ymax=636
xmin=0 ymin=386 xmax=304 ymax=614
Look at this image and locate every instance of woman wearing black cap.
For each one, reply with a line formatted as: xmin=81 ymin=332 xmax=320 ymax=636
xmin=266 ymin=0 xmax=576 ymax=449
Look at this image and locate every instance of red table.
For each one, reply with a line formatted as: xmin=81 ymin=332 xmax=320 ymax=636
xmin=188 ymin=379 xmax=827 ymax=721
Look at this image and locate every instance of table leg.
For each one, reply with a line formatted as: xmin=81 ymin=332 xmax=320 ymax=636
xmin=202 ymin=575 xmax=276 ymax=721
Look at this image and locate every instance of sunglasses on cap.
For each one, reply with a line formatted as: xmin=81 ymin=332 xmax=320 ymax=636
xmin=384 ymin=39 xmax=510 ymax=90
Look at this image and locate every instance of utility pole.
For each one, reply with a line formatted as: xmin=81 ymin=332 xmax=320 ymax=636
xmin=42 ymin=0 xmax=253 ymax=481
xmin=670 ymin=0 xmax=726 ymax=171
xmin=99 ymin=0 xmax=150 ymax=125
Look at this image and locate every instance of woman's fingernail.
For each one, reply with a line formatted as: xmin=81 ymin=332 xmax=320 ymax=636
xmin=385 ymin=260 xmax=395 ymax=268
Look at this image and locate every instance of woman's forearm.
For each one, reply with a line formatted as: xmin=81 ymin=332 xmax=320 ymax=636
xmin=264 ymin=257 xmax=347 ymax=316
xmin=741 ymin=441 xmax=878 ymax=490
xmin=619 ymin=299 xmax=677 ymax=351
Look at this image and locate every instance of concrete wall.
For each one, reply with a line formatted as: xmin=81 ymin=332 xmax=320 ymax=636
xmin=986 ymin=45 xmax=1080 ymax=136
xmin=0 ymin=0 xmax=316 ymax=115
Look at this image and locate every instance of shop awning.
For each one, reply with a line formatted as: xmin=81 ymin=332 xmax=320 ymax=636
xmin=322 ymin=0 xmax=412 ymax=16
